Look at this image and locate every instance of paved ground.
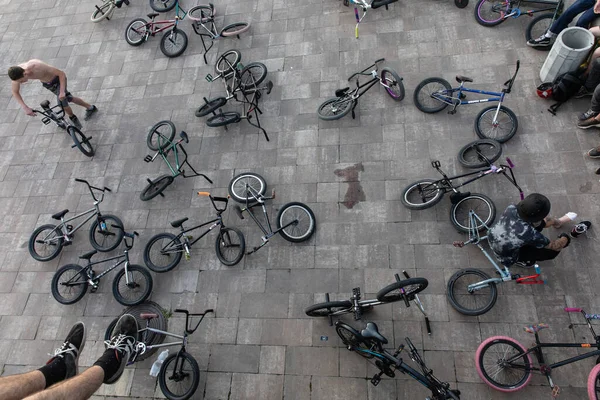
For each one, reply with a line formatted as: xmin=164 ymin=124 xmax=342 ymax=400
xmin=0 ymin=0 xmax=599 ymax=398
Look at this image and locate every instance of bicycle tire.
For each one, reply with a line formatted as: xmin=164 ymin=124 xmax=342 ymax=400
xmin=140 ymin=175 xmax=175 ymax=201
xmin=206 ymin=112 xmax=241 ymax=127
xmin=158 ymin=351 xmax=200 ymax=400
xmin=160 ymin=28 xmax=188 ymax=58
xmin=51 ymin=264 xmax=88 ymax=305
xmin=476 ymin=336 xmax=532 ymax=392
xmin=144 ymin=232 xmax=183 ymax=272
xmin=400 ymin=179 xmax=444 ymax=210
xmin=215 ymin=49 xmax=242 ymax=76
xmin=475 ymin=105 xmax=518 ymax=143
xmin=221 ymin=22 xmax=250 ymax=37
xmin=457 ymin=139 xmax=502 ymax=169
xmin=588 ymin=363 xmax=600 ymax=400
xmin=228 ymin=172 xmax=267 ymax=203
xmin=450 ymin=193 xmax=496 ymax=233
xmin=380 ymin=67 xmax=405 ymax=101
xmin=188 ymin=5 xmax=213 ymax=21
xmin=149 ymin=0 xmax=177 ymax=12
xmin=125 ymin=18 xmax=148 ymax=46
xmin=29 ymin=224 xmax=64 ymax=261
xmin=276 ymin=202 xmax=316 ymax=243
xmin=525 ymin=13 xmax=554 ymax=50
xmin=455 ymin=0 xmax=469 ymax=8
xmin=317 ymin=97 xmax=354 ymax=120
xmin=91 ymin=1 xmax=115 ymax=22
xmin=112 ymin=264 xmax=153 ymax=306
xmin=376 ymin=277 xmax=429 ymax=303
xmin=239 ymin=62 xmax=268 ymax=90
xmin=89 ymin=214 xmax=124 ymax=252
xmin=474 ymin=0 xmax=509 ymax=27
xmin=305 ymin=300 xmax=352 ymax=317
xmin=335 ymin=321 xmax=376 ymax=359
xmin=215 ymin=227 xmax=245 ymax=266
xmin=147 ymin=120 xmax=176 ymax=151
xmin=413 ymin=77 xmax=452 ymax=113
xmin=195 ymin=97 xmax=227 ymax=117
xmin=68 ymin=126 xmax=94 ymax=157
xmin=447 ymin=268 xmax=497 ymax=316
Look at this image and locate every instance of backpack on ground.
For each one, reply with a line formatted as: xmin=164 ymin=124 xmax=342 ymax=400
xmin=537 ymin=70 xmax=585 ymax=115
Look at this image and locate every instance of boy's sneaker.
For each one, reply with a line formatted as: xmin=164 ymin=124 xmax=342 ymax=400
xmin=587 ymin=147 xmax=600 ymax=159
xmin=527 ymin=35 xmax=553 ymax=48
xmin=579 ymin=109 xmax=599 ymax=121
xmin=577 ymin=117 xmax=600 ymax=129
xmin=46 ymin=322 xmax=86 ymax=379
xmin=84 ymin=105 xmax=98 ymax=121
xmin=69 ymin=115 xmax=82 ymax=129
xmin=103 ymin=314 xmax=138 ymax=384
xmin=571 ymin=221 xmax=592 ymax=238
xmin=575 ymin=87 xmax=593 ymax=99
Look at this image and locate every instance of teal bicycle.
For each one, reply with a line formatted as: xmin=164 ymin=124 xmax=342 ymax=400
xmin=140 ymin=121 xmax=212 ymax=201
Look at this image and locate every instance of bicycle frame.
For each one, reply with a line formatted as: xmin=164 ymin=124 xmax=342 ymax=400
xmin=159 ymin=217 xmax=224 ymax=256
xmin=139 ymin=1 xmax=188 ymax=38
xmin=493 ymin=0 xmax=563 ymax=21
xmin=51 ymin=207 xmax=100 ymax=239
xmin=151 ymin=135 xmax=203 ymax=179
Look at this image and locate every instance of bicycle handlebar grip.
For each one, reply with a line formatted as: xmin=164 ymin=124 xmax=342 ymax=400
xmin=104 ymin=187 xmax=112 ymax=192
xmin=205 ymin=309 xmax=214 ymax=314
xmin=174 ymin=309 xmax=189 ymax=314
xmin=133 ymin=231 xmax=139 ymax=237
xmin=197 ymin=191 xmax=210 ymax=197
xmin=587 ymin=314 xmax=600 ymax=320
xmin=111 ymin=224 xmax=124 ymax=231
xmin=212 ymin=196 xmax=228 ymax=203
xmin=564 ymin=307 xmax=582 ymax=312
xmin=506 ymin=157 xmax=515 ymax=168
xmin=74 ymin=178 xmax=87 ymax=183
xmin=375 ymin=57 xmax=385 ymax=63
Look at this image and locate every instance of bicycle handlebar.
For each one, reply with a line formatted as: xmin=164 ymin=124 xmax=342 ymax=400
xmin=348 ymin=58 xmax=386 ymax=81
xmin=197 ymin=191 xmax=228 ymax=212
xmin=503 ymin=60 xmax=520 ymax=93
xmin=111 ymin=224 xmax=138 ymax=249
xmin=174 ymin=308 xmax=214 ymax=334
xmin=75 ymin=178 xmax=112 ymax=202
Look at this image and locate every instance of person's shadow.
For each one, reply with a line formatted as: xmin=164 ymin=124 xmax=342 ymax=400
xmin=334 ymin=162 xmax=365 ymax=209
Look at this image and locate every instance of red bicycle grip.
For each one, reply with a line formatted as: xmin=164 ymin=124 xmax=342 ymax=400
xmin=564 ymin=307 xmax=582 ymax=312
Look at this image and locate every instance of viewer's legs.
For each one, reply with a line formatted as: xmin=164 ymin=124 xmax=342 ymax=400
xmin=0 ymin=371 xmax=46 ymax=400
xmin=24 ymin=367 xmax=104 ymax=400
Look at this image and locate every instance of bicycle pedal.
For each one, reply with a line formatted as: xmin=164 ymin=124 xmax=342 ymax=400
xmin=370 ymin=374 xmax=381 ymax=386
xmin=143 ymin=155 xmax=153 ymax=163
xmin=184 ymin=253 xmax=190 ymax=261
xmin=41 ymin=117 xmax=51 ymax=125
xmin=66 ymin=225 xmax=73 ymax=232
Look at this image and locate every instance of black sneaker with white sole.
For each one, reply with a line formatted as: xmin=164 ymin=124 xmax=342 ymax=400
xmin=579 ymin=109 xmax=599 ymax=121
xmin=527 ymin=35 xmax=553 ymax=48
xmin=46 ymin=322 xmax=86 ymax=379
xmin=84 ymin=105 xmax=98 ymax=121
xmin=103 ymin=314 xmax=138 ymax=384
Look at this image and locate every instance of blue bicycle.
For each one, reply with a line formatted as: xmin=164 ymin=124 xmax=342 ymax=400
xmin=413 ymin=60 xmax=520 ymax=143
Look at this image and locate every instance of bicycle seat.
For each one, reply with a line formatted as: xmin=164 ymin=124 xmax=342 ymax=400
xmin=524 ymin=323 xmax=549 ymax=334
xmin=40 ymin=100 xmax=50 ymax=108
xmin=360 ymin=322 xmax=388 ymax=344
xmin=140 ymin=313 xmax=158 ymax=320
xmin=147 ymin=12 xmax=159 ymax=19
xmin=456 ymin=75 xmax=473 ymax=83
xmin=51 ymin=209 xmax=69 ymax=220
xmin=335 ymin=87 xmax=349 ymax=97
xmin=170 ymin=217 xmax=189 ymax=228
xmin=79 ymin=250 xmax=98 ymax=260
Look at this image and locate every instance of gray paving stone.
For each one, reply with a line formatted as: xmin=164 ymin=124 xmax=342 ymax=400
xmin=208 ymin=344 xmax=260 ymax=373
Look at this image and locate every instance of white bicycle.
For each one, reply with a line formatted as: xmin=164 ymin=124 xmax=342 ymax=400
xmin=91 ymin=0 xmax=130 ymax=23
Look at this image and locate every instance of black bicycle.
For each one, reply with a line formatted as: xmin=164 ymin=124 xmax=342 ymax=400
xmin=143 ymin=191 xmax=245 ymax=270
xmin=317 ymin=58 xmax=404 ymax=120
xmin=51 ymin=225 xmax=152 ymax=306
xmin=336 ymin=321 xmax=460 ymax=399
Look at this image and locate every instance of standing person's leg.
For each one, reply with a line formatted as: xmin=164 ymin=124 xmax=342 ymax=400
xmin=528 ymin=0 xmax=596 ymax=47
xmin=578 ymin=84 xmax=600 ymax=127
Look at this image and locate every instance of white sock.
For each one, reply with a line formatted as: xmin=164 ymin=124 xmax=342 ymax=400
xmin=545 ymin=32 xmax=556 ymax=39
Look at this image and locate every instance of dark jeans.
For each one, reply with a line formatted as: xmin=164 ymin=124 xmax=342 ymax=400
xmin=550 ymin=0 xmax=596 ymax=34
xmin=518 ymin=246 xmax=560 ymax=264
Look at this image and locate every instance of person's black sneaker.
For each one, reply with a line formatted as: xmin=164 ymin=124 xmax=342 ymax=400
xmin=69 ymin=115 xmax=82 ymax=129
xmin=571 ymin=221 xmax=592 ymax=237
xmin=84 ymin=105 xmax=98 ymax=121
xmin=103 ymin=314 xmax=138 ymax=384
xmin=579 ymin=109 xmax=599 ymax=121
xmin=578 ymin=117 xmax=600 ymax=129
xmin=47 ymin=322 xmax=86 ymax=379
xmin=575 ymin=87 xmax=593 ymax=99
xmin=587 ymin=147 xmax=600 ymax=159
xmin=527 ymin=35 xmax=553 ymax=48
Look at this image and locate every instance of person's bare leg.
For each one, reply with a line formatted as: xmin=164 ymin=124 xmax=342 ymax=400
xmin=69 ymin=97 xmax=92 ymax=110
xmin=0 ymin=371 xmax=46 ymax=400
xmin=63 ymin=104 xmax=75 ymax=117
xmin=23 ymin=366 xmax=104 ymax=400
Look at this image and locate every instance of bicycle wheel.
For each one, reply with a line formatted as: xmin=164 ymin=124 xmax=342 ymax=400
xmin=206 ymin=112 xmax=241 ymax=127
xmin=160 ymin=28 xmax=188 ymax=58
xmin=380 ymin=67 xmax=405 ymax=101
xmin=188 ymin=5 xmax=212 ymax=21
xmin=221 ymin=22 xmax=250 ymax=37
xmin=228 ymin=172 xmax=267 ymax=203
xmin=450 ymin=193 xmax=496 ymax=233
xmin=277 ymin=202 xmax=316 ymax=242
xmin=305 ymin=300 xmax=352 ymax=317
xmin=475 ymin=105 xmax=518 ymax=143
xmin=112 ymin=264 xmax=153 ymax=306
xmin=588 ymin=363 xmax=600 ymax=400
xmin=29 ymin=224 xmax=64 ymax=262
xmin=215 ymin=49 xmax=242 ymax=76
xmin=525 ymin=13 xmax=554 ymax=49
xmin=125 ymin=18 xmax=148 ymax=46
xmin=447 ymin=268 xmax=498 ymax=316
xmin=239 ymin=62 xmax=267 ymax=90
xmin=457 ymin=139 xmax=502 ymax=169
xmin=147 ymin=120 xmax=176 ymax=151
xmin=91 ymin=1 xmax=115 ymax=22
xmin=144 ymin=232 xmax=183 ymax=272
xmin=215 ymin=227 xmax=245 ymax=266
xmin=67 ymin=126 xmax=94 ymax=157
xmin=476 ymin=336 xmax=533 ymax=392
xmin=195 ymin=97 xmax=227 ymax=117
xmin=400 ymin=179 xmax=444 ymax=210
xmin=376 ymin=277 xmax=429 ymax=303
xmin=335 ymin=321 xmax=375 ymax=359
xmin=149 ymin=0 xmax=177 ymax=12
xmin=474 ymin=0 xmax=510 ymax=27
xmin=158 ymin=351 xmax=200 ymax=400
xmin=317 ymin=97 xmax=354 ymax=120
xmin=140 ymin=175 xmax=175 ymax=201
xmin=413 ymin=77 xmax=452 ymax=113
xmin=89 ymin=214 xmax=124 ymax=252
xmin=51 ymin=264 xmax=88 ymax=305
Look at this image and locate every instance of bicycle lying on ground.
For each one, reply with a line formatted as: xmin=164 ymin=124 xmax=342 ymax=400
xmin=414 ymin=60 xmax=520 ymax=143
xmin=141 ymin=121 xmax=213 ymax=201
xmin=143 ymin=191 xmax=245 ymax=270
xmin=51 ymin=224 xmax=152 ymax=306
xmin=28 ymin=178 xmax=123 ymax=261
xmin=306 ymin=272 xmax=432 ymax=334
xmin=336 ymin=322 xmax=460 ymax=398
xmin=400 ymin=152 xmax=523 ymax=232
xmin=91 ymin=0 xmax=129 ymax=22
xmin=228 ymin=172 xmax=316 ymax=254
xmin=33 ymin=100 xmax=94 ymax=157
xmin=476 ymin=307 xmax=600 ymax=398
xmin=345 ymin=0 xmax=398 ymax=38
xmin=317 ymin=58 xmax=404 ymax=120
xmin=106 ymin=306 xmax=212 ymax=400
